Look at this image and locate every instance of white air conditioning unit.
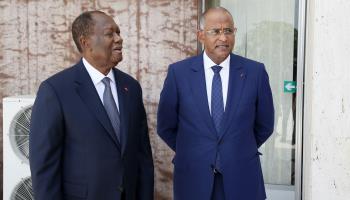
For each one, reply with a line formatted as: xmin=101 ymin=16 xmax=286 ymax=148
xmin=3 ymin=96 xmax=35 ymax=200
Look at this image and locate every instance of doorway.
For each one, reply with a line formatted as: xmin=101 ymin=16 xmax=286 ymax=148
xmin=200 ymin=1 xmax=306 ymax=199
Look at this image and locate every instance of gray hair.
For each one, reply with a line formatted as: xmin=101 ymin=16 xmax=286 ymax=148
xmin=71 ymin=10 xmax=107 ymax=53
xmin=199 ymin=7 xmax=234 ymax=30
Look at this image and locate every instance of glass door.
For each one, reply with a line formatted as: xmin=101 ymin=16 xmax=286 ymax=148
xmin=201 ymin=1 xmax=305 ymax=199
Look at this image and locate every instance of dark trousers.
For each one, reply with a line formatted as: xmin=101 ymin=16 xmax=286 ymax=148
xmin=121 ymin=190 xmax=125 ymax=200
xmin=211 ymin=172 xmax=225 ymax=200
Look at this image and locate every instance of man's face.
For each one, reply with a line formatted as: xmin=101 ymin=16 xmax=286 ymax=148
xmin=198 ymin=11 xmax=235 ymax=64
xmin=84 ymin=13 xmax=123 ymax=69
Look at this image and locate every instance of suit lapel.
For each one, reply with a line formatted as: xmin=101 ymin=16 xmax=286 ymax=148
xmin=189 ymin=55 xmax=217 ymax=138
xmin=219 ymin=54 xmax=246 ymax=140
xmin=113 ymin=68 xmax=130 ymax=156
xmin=74 ymin=60 xmax=121 ymax=151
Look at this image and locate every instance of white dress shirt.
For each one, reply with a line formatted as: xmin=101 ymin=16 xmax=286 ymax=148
xmin=83 ymin=58 xmax=119 ymax=111
xmin=203 ymin=52 xmax=230 ymax=114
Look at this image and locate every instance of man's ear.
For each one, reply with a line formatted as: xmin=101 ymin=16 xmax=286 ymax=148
xmin=79 ymin=35 xmax=90 ymax=51
xmin=197 ymin=30 xmax=205 ymax=44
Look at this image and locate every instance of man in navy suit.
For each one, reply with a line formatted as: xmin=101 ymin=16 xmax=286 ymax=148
xmin=29 ymin=11 xmax=154 ymax=200
xmin=157 ymin=7 xmax=274 ymax=200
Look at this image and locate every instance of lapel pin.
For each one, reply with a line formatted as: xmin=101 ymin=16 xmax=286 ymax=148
xmin=240 ymin=73 xmax=245 ymax=78
xmin=124 ymin=87 xmax=128 ymax=92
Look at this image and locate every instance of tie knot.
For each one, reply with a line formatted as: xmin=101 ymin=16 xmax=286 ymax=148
xmin=101 ymin=77 xmax=111 ymax=87
xmin=211 ymin=65 xmax=222 ymax=74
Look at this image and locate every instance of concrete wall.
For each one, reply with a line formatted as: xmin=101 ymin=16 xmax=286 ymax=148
xmin=303 ymin=0 xmax=350 ymax=199
xmin=0 ymin=1 xmax=198 ymax=199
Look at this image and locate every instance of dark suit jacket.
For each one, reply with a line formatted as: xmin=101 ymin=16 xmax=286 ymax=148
xmin=157 ymin=53 xmax=274 ymax=200
xmin=29 ymin=60 xmax=154 ymax=200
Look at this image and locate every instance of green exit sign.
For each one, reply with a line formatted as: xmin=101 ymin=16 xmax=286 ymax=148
xmin=284 ymin=81 xmax=296 ymax=93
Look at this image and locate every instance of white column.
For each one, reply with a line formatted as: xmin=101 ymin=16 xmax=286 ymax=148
xmin=303 ymin=0 xmax=350 ymax=199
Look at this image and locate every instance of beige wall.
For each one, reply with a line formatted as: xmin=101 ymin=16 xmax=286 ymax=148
xmin=303 ymin=0 xmax=350 ymax=199
xmin=0 ymin=0 xmax=199 ymax=199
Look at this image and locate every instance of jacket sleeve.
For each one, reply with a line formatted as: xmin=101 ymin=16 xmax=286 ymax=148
xmin=29 ymin=81 xmax=64 ymax=200
xmin=136 ymin=83 xmax=154 ymax=200
xmin=157 ymin=65 xmax=179 ymax=151
xmin=254 ymin=64 xmax=275 ymax=148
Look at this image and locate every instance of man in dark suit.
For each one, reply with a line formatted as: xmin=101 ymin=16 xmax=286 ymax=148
xmin=157 ymin=7 xmax=274 ymax=200
xmin=29 ymin=11 xmax=154 ymax=200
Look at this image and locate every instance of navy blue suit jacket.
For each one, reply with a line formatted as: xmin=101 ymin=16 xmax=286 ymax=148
xmin=157 ymin=53 xmax=274 ymax=200
xmin=29 ymin=60 xmax=154 ymax=200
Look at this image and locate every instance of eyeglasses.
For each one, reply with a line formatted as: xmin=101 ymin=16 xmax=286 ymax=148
xmin=204 ymin=27 xmax=237 ymax=37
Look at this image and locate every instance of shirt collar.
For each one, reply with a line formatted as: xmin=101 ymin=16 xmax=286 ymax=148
xmin=203 ymin=51 xmax=230 ymax=71
xmin=82 ymin=58 xmax=116 ymax=85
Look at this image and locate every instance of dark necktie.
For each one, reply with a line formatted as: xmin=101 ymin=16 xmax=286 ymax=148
xmin=211 ymin=65 xmax=224 ymax=134
xmin=102 ymin=77 xmax=121 ymax=143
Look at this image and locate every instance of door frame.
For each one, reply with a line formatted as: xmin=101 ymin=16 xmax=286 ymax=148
xmin=295 ymin=0 xmax=307 ymax=199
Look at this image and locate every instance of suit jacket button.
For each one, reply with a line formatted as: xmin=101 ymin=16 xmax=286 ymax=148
xmin=118 ymin=186 xmax=124 ymax=192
